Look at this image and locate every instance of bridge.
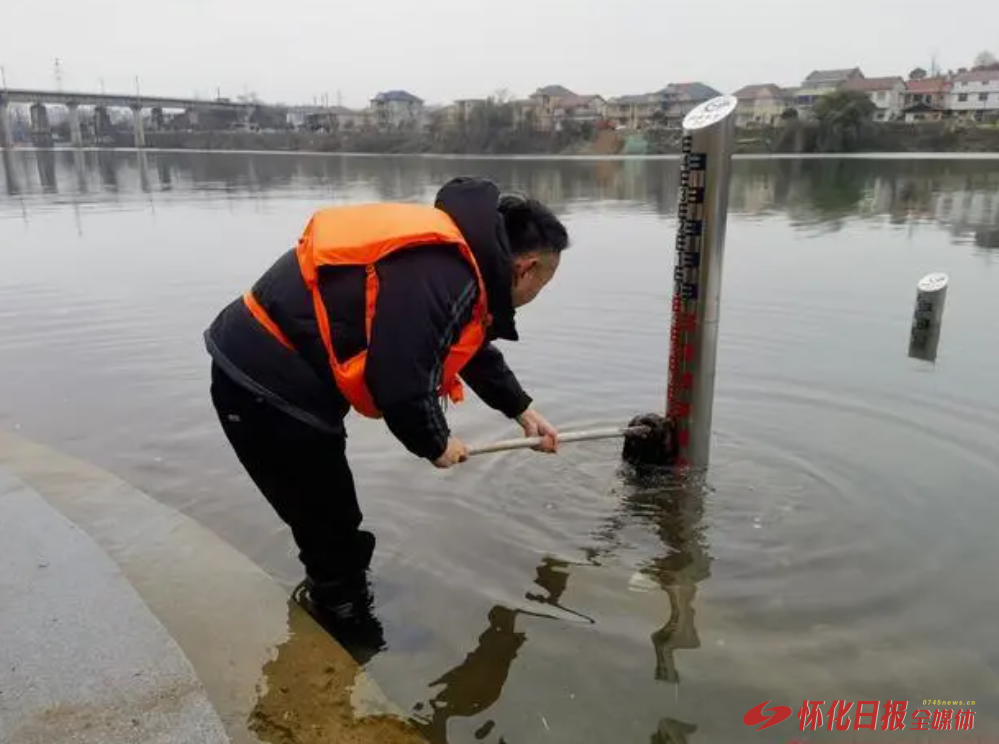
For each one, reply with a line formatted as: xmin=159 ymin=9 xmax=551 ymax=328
xmin=0 ymin=87 xmax=257 ymax=149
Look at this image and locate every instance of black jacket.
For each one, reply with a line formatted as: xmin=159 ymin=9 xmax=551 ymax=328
xmin=204 ymin=177 xmax=532 ymax=461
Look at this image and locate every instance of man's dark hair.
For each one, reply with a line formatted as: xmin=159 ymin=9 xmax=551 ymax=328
xmin=498 ymin=194 xmax=569 ymax=256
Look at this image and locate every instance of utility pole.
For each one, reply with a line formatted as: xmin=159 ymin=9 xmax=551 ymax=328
xmin=54 ymin=58 xmax=63 ymax=91
xmin=1 ymin=65 xmax=7 ymax=88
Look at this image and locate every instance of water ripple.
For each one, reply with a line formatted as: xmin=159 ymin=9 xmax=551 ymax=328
xmin=3 ymin=151 xmax=999 ymax=744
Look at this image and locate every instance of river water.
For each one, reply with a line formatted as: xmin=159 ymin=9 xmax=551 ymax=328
xmin=2 ymin=149 xmax=999 ymax=743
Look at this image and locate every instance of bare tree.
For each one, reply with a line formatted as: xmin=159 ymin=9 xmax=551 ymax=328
xmin=490 ymin=88 xmax=514 ymax=104
xmin=973 ymin=50 xmax=998 ymax=69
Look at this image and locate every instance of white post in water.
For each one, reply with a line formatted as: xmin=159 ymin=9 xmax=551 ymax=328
xmin=666 ymin=95 xmax=738 ymax=470
xmin=908 ymin=272 xmax=948 ymax=363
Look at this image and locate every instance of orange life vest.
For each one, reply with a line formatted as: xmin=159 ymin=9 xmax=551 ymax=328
xmin=242 ymin=203 xmax=490 ymax=419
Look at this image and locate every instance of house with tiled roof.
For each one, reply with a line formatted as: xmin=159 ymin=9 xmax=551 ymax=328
xmin=528 ymin=85 xmax=607 ymax=131
xmin=370 ymin=90 xmax=425 ymax=129
xmin=948 ymin=69 xmax=999 ymax=120
xmin=560 ymin=94 xmax=608 ymax=127
xmin=790 ymin=67 xmax=865 ymax=116
xmin=528 ymin=85 xmax=576 ymax=130
xmin=605 ymin=93 xmax=662 ymax=129
xmin=841 ymin=76 xmax=906 ymax=120
xmin=802 ymin=67 xmax=865 ymax=89
xmin=659 ymin=82 xmax=722 ymax=126
xmin=901 ymin=77 xmax=951 ymax=121
xmin=733 ymin=83 xmax=790 ymax=126
xmin=531 ymin=84 xmax=576 ymax=99
xmin=604 ymin=82 xmax=721 ymax=129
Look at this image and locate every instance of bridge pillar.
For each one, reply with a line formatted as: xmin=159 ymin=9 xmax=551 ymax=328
xmin=0 ymin=100 xmax=12 ymax=150
xmin=30 ymin=103 xmax=52 ymax=147
xmin=156 ymin=157 xmax=172 ymax=188
xmin=150 ymin=107 xmax=165 ymax=130
xmin=67 ymin=103 xmax=84 ymax=148
xmin=94 ymin=106 xmax=112 ymax=144
xmin=131 ymin=105 xmax=145 ymax=148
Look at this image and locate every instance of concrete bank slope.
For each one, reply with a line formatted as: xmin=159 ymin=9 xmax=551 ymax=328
xmin=0 ymin=430 xmax=428 ymax=744
xmin=0 ymin=468 xmax=230 ymax=744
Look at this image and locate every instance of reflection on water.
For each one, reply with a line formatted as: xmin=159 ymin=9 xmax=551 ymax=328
xmin=409 ymin=555 xmax=597 ymax=743
xmin=2 ymin=150 xmax=999 ymax=250
xmin=624 ymin=477 xmax=709 ymax=686
xmin=599 ymin=469 xmax=709 ymax=742
xmin=410 ymin=604 xmax=527 ymax=742
xmin=652 ymin=717 xmax=698 ymax=744
xmin=3 ymin=149 xmax=999 ymax=744
xmin=2 ymin=148 xmax=18 ymax=196
xmin=407 ymin=465 xmax=711 ymax=743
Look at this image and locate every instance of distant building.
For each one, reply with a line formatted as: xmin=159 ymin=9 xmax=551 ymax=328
xmin=452 ymin=98 xmax=487 ymax=124
xmin=901 ymin=77 xmax=951 ymax=122
xmin=370 ymin=90 xmax=424 ymax=129
xmin=557 ymin=94 xmax=607 ymax=128
xmin=286 ymin=105 xmax=370 ymax=132
xmin=791 ymin=67 xmax=865 ymax=116
xmin=840 ymin=76 xmax=906 ymax=121
xmin=733 ymin=83 xmax=789 ymax=126
xmin=509 ymin=99 xmax=536 ymax=128
xmin=605 ymin=83 xmax=720 ymax=130
xmin=285 ymin=105 xmax=324 ymax=130
xmin=659 ymin=82 xmax=722 ymax=126
xmin=528 ymin=85 xmax=578 ymax=131
xmin=802 ymin=67 xmax=865 ymax=90
xmin=526 ymin=86 xmax=608 ymax=131
xmin=948 ymin=69 xmax=999 ymax=120
xmin=330 ymin=106 xmax=371 ymax=131
xmin=605 ymin=93 xmax=662 ymax=130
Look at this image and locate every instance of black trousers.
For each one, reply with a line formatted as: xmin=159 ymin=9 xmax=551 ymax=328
xmin=209 ymin=363 xmax=373 ymax=582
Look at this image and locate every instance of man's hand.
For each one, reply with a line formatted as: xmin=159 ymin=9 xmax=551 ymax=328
xmin=516 ymin=409 xmax=559 ymax=453
xmin=432 ymin=437 xmax=469 ymax=469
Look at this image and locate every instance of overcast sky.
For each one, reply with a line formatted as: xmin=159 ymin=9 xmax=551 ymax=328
xmin=2 ymin=0 xmax=995 ymax=108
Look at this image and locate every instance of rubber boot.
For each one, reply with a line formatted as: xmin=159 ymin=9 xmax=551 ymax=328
xmin=293 ymin=531 xmax=385 ymax=663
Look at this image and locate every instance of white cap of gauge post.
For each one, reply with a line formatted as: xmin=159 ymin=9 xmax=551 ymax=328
xmin=682 ymin=95 xmax=738 ymax=131
xmin=917 ymin=273 xmax=949 ymax=293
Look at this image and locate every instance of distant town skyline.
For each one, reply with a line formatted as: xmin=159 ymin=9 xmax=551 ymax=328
xmin=2 ymin=0 xmax=996 ymax=109
xmin=1 ymin=53 xmax=993 ymax=113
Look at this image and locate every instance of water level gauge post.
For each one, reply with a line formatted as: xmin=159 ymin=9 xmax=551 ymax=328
xmin=666 ymin=95 xmax=738 ymax=470
xmin=908 ymin=272 xmax=949 ymax=363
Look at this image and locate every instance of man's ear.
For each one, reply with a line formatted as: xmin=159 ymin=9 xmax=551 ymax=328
xmin=514 ymin=254 xmax=539 ymax=278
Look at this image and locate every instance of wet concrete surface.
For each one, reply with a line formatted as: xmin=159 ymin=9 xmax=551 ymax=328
xmin=0 ymin=468 xmax=228 ymax=744
xmin=0 ymin=430 xmax=429 ymax=744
